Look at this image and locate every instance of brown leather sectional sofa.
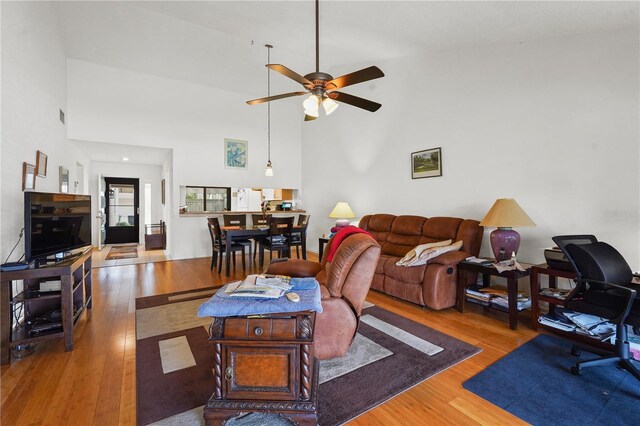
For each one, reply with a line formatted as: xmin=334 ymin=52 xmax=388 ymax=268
xmin=359 ymin=214 xmax=484 ymax=310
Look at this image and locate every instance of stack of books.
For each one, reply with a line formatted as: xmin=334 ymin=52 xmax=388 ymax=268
xmin=465 ymin=288 xmax=493 ymax=306
xmin=538 ymin=307 xmax=576 ymax=331
xmin=465 ymin=286 xmax=509 ymax=307
xmin=539 ymin=287 xmax=571 ymax=300
xmin=225 ymin=274 xmax=292 ymax=299
xmin=490 ymin=294 xmax=531 ymax=312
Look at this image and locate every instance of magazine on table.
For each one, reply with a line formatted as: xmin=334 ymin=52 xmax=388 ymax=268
xmin=225 ymin=274 xmax=292 ymax=299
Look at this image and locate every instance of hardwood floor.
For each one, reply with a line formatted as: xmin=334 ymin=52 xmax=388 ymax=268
xmin=1 ymin=254 xmax=538 ymax=425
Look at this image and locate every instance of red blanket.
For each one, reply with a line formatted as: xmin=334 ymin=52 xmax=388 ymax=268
xmin=326 ymin=226 xmax=374 ymax=262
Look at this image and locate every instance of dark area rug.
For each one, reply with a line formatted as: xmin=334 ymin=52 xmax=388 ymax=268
xmin=105 ymin=245 xmax=138 ymax=260
xmin=136 ymin=290 xmax=481 ymax=425
xmin=464 ymin=334 xmax=640 ymax=426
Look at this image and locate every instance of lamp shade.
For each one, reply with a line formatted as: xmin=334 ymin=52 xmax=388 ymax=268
xmin=479 ymin=198 xmax=535 ymax=228
xmin=303 ymin=95 xmax=320 ymax=117
xmin=329 ymin=202 xmax=355 ymax=229
xmin=322 ymin=97 xmax=339 ymax=115
xmin=329 ymin=202 xmax=356 ymax=219
xmin=480 ymin=198 xmax=535 ymax=261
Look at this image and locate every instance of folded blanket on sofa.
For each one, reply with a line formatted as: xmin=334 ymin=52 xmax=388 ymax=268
xmin=396 ymin=239 xmax=452 ymax=266
xmin=397 ymin=240 xmax=463 ymax=267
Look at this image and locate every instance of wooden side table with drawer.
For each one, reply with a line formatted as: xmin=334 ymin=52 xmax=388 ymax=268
xmin=203 ymin=311 xmax=318 ymax=426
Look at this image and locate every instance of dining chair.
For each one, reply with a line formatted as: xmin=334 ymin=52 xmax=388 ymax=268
xmin=207 ymin=217 xmax=246 ymax=273
xmin=258 ymin=216 xmax=294 ymax=268
xmin=290 ymin=214 xmax=310 ymax=260
xmin=223 ymin=214 xmax=252 ymax=266
xmin=251 ymin=214 xmax=270 ymax=263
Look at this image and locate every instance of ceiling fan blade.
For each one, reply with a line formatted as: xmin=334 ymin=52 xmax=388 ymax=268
xmin=304 ymin=114 xmax=317 ymax=122
xmin=267 ymin=64 xmax=313 ymax=87
xmin=246 ymin=91 xmax=307 ymax=105
xmin=325 ymin=66 xmax=384 ymax=90
xmin=328 ymin=91 xmax=382 ymax=112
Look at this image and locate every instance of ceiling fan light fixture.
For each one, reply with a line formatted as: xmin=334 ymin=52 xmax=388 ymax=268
xmin=322 ymin=97 xmax=339 ymax=115
xmin=303 ymin=94 xmax=320 ymax=117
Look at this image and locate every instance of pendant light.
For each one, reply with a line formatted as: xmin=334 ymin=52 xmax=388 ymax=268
xmin=265 ymin=44 xmax=274 ymax=177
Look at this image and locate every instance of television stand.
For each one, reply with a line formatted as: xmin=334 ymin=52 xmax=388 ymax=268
xmin=0 ymin=247 xmax=92 ymax=364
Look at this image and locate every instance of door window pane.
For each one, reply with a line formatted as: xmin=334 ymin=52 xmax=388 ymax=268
xmin=108 ymin=184 xmax=135 ymax=226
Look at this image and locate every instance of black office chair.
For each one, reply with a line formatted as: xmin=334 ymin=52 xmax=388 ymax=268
xmin=258 ymin=216 xmax=294 ymax=268
xmin=553 ymin=235 xmax=640 ymax=381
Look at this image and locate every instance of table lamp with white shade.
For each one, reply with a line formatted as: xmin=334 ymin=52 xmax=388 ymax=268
xmin=479 ymin=198 xmax=535 ymax=261
xmin=329 ymin=202 xmax=356 ymax=229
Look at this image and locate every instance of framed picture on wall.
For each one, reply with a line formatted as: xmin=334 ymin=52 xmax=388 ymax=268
xmin=161 ymin=178 xmax=166 ymax=205
xmin=224 ymin=139 xmax=248 ymax=169
xmin=411 ymin=147 xmax=442 ymax=179
xmin=22 ymin=162 xmax=36 ymax=191
xmin=36 ymin=150 xmax=48 ymax=177
xmin=59 ymin=166 xmax=70 ymax=193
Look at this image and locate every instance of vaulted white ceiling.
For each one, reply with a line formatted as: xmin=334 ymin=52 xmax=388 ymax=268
xmin=54 ymin=1 xmax=639 ymax=100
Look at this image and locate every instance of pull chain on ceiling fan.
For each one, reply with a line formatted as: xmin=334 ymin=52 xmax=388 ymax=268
xmin=246 ymin=0 xmax=385 ymax=121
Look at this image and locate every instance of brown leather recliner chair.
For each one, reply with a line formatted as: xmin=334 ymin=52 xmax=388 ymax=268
xmin=266 ymin=233 xmax=381 ymax=360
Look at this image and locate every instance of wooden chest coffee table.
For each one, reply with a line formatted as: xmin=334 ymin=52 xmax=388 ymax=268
xmin=203 ymin=311 xmax=319 ymax=426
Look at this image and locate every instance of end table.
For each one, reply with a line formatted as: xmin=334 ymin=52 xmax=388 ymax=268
xmin=203 ymin=311 xmax=318 ymax=426
xmin=457 ymin=260 xmax=532 ymax=330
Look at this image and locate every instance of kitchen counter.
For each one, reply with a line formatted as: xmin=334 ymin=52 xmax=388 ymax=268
xmin=179 ymin=210 xmax=306 ymax=217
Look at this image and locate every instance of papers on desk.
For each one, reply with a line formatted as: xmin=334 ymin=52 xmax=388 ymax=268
xmin=465 ymin=256 xmax=493 ymax=265
xmin=493 ymin=259 xmax=527 ymax=273
xmin=225 ymin=274 xmax=292 ymax=299
xmin=538 ymin=307 xmax=615 ymax=340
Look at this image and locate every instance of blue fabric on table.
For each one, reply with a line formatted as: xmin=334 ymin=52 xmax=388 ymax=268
xmin=197 ymin=277 xmax=322 ymax=318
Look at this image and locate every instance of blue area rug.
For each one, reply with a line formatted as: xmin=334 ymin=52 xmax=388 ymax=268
xmin=464 ymin=334 xmax=640 ymax=425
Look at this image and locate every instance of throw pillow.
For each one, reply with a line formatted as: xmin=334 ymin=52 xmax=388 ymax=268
xmin=396 ymin=239 xmax=453 ymax=266
xmin=403 ymin=240 xmax=463 ymax=267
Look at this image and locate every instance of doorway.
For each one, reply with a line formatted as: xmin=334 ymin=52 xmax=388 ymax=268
xmin=104 ymin=177 xmax=140 ymax=244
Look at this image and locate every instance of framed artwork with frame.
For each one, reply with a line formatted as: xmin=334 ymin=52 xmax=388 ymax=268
xmin=36 ymin=150 xmax=48 ymax=177
xmin=22 ymin=162 xmax=36 ymax=191
xmin=224 ymin=139 xmax=248 ymax=169
xmin=59 ymin=166 xmax=70 ymax=193
xmin=161 ymin=178 xmax=166 ymax=205
xmin=411 ymin=147 xmax=442 ymax=179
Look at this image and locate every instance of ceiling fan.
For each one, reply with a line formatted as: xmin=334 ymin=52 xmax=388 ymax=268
xmin=246 ymin=0 xmax=384 ymax=121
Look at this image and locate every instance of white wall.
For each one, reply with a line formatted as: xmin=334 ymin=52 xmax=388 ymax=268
xmin=66 ymin=60 xmax=303 ymax=259
xmin=302 ymin=27 xmax=640 ymax=270
xmin=90 ymin=161 xmax=164 ymax=246
xmin=1 ymin=2 xmax=91 ymax=262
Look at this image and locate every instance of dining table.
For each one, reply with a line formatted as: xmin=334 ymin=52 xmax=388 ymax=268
xmin=221 ymin=225 xmax=307 ymax=276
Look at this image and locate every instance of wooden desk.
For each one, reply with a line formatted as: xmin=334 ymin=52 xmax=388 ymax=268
xmin=203 ymin=312 xmax=318 ymax=425
xmin=222 ymin=225 xmax=306 ymax=276
xmin=1 ymin=249 xmax=92 ymax=364
xmin=457 ymin=260 xmax=532 ymax=330
xmin=529 ymin=263 xmax=576 ymax=330
xmin=528 ymin=263 xmax=637 ymax=352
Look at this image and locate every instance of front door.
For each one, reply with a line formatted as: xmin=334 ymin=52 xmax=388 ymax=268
xmin=104 ymin=177 xmax=139 ymax=244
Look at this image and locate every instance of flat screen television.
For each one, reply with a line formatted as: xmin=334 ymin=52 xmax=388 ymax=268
xmin=25 ymin=192 xmax=92 ymax=262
